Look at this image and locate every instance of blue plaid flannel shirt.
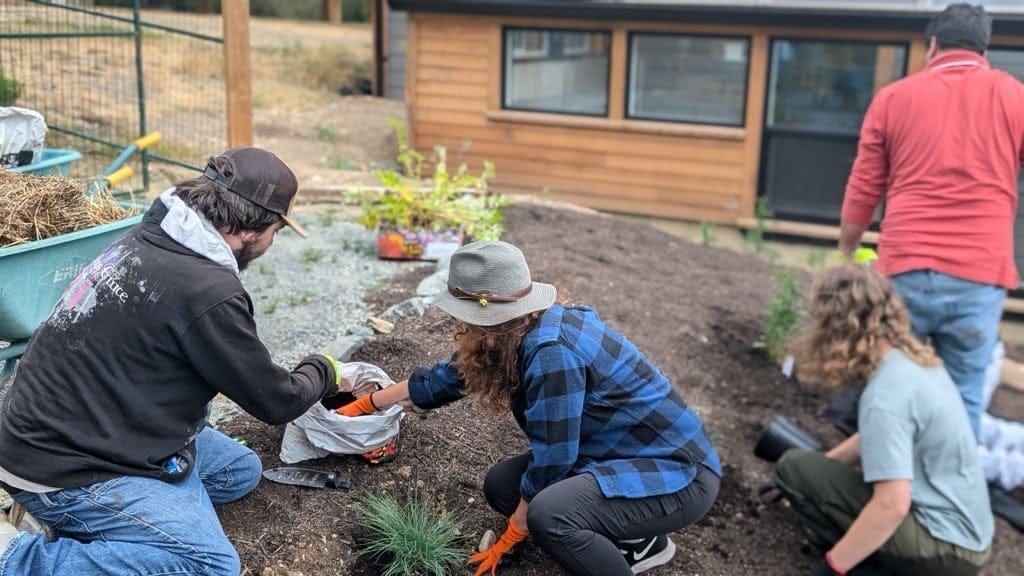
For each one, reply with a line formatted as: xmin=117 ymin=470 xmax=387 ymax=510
xmin=408 ymin=305 xmax=722 ymax=500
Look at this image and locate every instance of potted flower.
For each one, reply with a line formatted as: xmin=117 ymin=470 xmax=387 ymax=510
xmin=348 ymin=121 xmax=509 ymax=261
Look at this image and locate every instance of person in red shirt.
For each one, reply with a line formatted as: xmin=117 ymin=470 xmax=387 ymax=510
xmin=839 ymin=3 xmax=1024 ymax=440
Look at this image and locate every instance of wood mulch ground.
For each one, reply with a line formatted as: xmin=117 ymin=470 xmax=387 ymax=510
xmin=219 ymin=202 xmax=1024 ymax=576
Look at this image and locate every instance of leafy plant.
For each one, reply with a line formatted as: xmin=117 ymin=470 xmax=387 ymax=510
xmin=347 ymin=120 xmax=510 ymax=242
xmin=755 ymin=268 xmax=806 ymax=364
xmin=806 ymin=250 xmax=828 ymax=270
xmin=745 ymin=198 xmax=781 ymax=262
xmin=700 ymin=221 xmax=716 ymax=246
xmin=0 ymin=72 xmax=22 ymax=106
xmin=351 ymin=489 xmax=467 ymax=576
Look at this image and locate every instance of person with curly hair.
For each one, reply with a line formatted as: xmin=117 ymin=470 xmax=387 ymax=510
xmin=776 ymin=265 xmax=993 ymax=576
xmin=339 ymin=240 xmax=721 ymax=576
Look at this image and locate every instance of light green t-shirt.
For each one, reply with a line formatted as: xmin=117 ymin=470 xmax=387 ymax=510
xmin=859 ymin=349 xmax=994 ymax=553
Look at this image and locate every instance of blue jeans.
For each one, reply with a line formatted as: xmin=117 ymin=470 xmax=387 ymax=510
xmin=889 ymin=270 xmax=1006 ymax=440
xmin=0 ymin=427 xmax=262 ymax=576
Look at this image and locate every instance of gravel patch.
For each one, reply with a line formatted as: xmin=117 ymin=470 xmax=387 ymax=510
xmin=241 ymin=210 xmax=421 ymax=367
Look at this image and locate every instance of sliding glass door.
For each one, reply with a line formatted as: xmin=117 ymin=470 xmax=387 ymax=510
xmin=989 ymin=47 xmax=1024 ymax=288
xmin=760 ymin=39 xmax=907 ymax=222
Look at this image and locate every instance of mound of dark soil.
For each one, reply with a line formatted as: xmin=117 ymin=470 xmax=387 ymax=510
xmin=220 ymin=202 xmax=1024 ymax=576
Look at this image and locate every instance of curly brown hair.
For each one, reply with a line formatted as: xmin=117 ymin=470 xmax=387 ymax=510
xmin=453 ymin=289 xmax=569 ymax=415
xmin=791 ymin=264 xmax=939 ymax=389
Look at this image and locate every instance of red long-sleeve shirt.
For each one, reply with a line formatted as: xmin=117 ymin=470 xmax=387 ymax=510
xmin=841 ymin=50 xmax=1024 ymax=288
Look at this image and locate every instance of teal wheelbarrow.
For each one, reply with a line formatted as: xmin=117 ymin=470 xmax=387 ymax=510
xmin=0 ymin=132 xmax=161 ymax=382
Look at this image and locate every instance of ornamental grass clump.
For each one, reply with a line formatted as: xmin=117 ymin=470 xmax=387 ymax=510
xmin=351 ymin=488 xmax=467 ymax=576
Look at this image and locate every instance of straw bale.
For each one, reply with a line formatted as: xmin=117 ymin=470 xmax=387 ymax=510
xmin=0 ymin=170 xmax=138 ymax=248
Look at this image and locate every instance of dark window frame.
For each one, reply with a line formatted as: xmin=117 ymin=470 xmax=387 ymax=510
xmin=501 ymin=26 xmax=613 ymax=118
xmin=624 ymin=30 xmax=752 ymax=128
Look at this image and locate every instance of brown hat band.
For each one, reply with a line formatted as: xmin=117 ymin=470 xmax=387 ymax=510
xmin=448 ymin=284 xmax=533 ymax=307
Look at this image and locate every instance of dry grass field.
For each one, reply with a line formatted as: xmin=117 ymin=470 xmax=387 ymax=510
xmin=2 ymin=5 xmax=403 ymax=193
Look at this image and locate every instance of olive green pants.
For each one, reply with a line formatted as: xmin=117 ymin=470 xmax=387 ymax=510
xmin=774 ymin=450 xmax=990 ymax=576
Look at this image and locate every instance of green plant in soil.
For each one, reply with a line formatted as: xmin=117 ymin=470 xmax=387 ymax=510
xmin=755 ymin=268 xmax=806 ymax=364
xmin=351 ymin=489 xmax=467 ymax=576
xmin=745 ymin=197 xmax=771 ymax=255
xmin=806 ymin=249 xmax=828 ymax=270
xmin=347 ymin=119 xmax=510 ymax=241
xmin=700 ymin=220 xmax=716 ymax=246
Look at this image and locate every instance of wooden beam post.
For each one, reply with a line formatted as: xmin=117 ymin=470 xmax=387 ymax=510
xmin=740 ymin=32 xmax=769 ymax=220
xmin=607 ymin=28 xmax=627 ymax=121
xmin=405 ymin=12 xmax=419 ymax=150
xmin=200 ymin=0 xmax=213 ymax=14
xmin=324 ymin=0 xmax=342 ymax=24
xmin=222 ymin=0 xmax=253 ymax=147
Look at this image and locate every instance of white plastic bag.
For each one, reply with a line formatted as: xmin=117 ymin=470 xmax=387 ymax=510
xmin=279 ymin=361 xmax=403 ymax=464
xmin=0 ymin=107 xmax=46 ymax=168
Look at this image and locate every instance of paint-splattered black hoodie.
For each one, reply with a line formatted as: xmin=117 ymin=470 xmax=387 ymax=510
xmin=0 ymin=200 xmax=337 ymax=489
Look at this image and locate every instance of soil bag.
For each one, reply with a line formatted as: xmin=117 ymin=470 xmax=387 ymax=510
xmin=279 ymin=361 xmax=403 ymax=464
xmin=0 ymin=107 xmax=46 ymax=168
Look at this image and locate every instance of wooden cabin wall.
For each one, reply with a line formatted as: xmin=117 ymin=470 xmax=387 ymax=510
xmin=405 ymin=12 xmax=1024 ymax=224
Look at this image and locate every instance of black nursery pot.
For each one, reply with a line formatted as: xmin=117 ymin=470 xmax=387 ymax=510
xmin=754 ymin=414 xmax=823 ymax=462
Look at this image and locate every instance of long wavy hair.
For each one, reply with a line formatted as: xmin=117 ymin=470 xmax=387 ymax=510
xmin=792 ymin=264 xmax=939 ymax=388
xmin=453 ymin=288 xmax=568 ymax=415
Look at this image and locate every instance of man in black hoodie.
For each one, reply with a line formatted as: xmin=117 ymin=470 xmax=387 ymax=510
xmin=0 ymin=147 xmax=345 ymax=575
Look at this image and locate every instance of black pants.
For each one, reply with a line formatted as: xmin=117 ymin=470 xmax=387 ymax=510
xmin=482 ymin=452 xmax=720 ymax=576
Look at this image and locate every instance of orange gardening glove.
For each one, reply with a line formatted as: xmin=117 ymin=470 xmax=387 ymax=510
xmin=336 ymin=393 xmax=377 ymax=417
xmin=468 ymin=519 xmax=529 ymax=576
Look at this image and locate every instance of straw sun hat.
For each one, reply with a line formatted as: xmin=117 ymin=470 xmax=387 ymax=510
xmin=432 ymin=241 xmax=557 ymax=326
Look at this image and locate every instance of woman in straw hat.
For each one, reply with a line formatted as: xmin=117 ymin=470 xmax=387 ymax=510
xmin=339 ymin=240 xmax=721 ymax=576
xmin=776 ymin=264 xmax=992 ymax=576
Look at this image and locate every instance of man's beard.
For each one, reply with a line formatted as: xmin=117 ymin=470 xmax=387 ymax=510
xmin=233 ymin=238 xmax=262 ymax=272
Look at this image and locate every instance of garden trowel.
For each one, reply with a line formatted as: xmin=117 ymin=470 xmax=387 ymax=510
xmin=262 ymin=467 xmax=351 ymax=490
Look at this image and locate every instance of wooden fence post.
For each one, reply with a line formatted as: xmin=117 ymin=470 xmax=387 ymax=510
xmin=323 ymin=0 xmax=342 ymax=23
xmin=222 ymin=0 xmax=253 ymax=147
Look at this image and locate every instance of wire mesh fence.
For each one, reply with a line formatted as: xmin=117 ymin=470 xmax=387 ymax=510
xmin=0 ymin=0 xmax=228 ymax=193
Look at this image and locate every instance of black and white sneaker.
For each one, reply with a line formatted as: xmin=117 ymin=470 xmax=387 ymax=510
xmin=618 ymin=535 xmax=676 ymax=574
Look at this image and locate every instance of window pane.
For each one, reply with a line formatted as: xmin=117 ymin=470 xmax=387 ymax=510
xmin=767 ymin=40 xmax=907 ymax=133
xmin=988 ymin=49 xmax=1024 ymax=196
xmin=990 ymin=48 xmax=1024 ymax=83
xmin=628 ymin=35 xmax=749 ymax=126
xmin=504 ymin=29 xmax=610 ymax=116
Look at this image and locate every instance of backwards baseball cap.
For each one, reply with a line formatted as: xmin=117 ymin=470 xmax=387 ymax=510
xmin=202 ymin=146 xmax=308 ymax=238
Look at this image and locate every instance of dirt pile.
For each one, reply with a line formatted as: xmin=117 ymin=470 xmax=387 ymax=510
xmin=220 ymin=202 xmax=1024 ymax=575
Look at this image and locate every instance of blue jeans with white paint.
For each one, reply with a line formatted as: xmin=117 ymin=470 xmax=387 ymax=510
xmin=0 ymin=426 xmax=262 ymax=575
xmin=890 ymin=270 xmax=1006 ymax=440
